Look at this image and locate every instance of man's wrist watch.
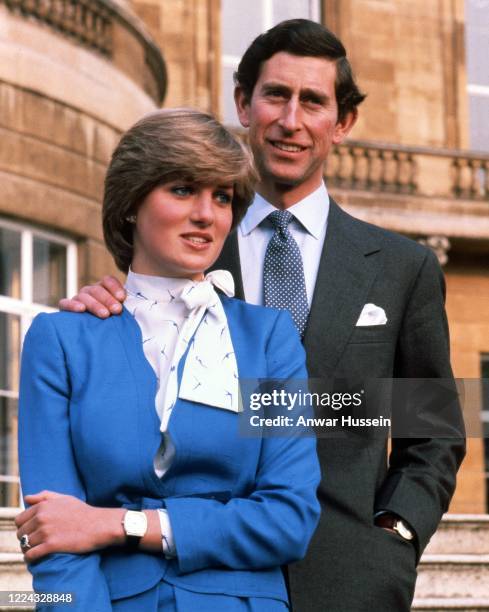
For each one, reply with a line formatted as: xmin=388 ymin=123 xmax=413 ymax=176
xmin=122 ymin=510 xmax=148 ymax=548
xmin=375 ymin=513 xmax=415 ymax=541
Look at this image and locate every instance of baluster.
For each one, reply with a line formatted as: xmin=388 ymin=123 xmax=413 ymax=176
xmin=407 ymin=153 xmax=416 ymax=193
xmin=397 ymin=152 xmax=410 ymax=193
xmin=366 ymin=147 xmax=379 ymax=189
xmin=482 ymin=161 xmax=489 ymax=200
xmin=470 ymin=159 xmax=482 ymax=199
xmin=353 ymin=146 xmax=368 ymax=189
xmin=379 ymin=148 xmax=389 ymax=190
xmin=324 ymin=146 xmax=339 ymax=185
xmin=452 ymin=158 xmax=462 ymax=197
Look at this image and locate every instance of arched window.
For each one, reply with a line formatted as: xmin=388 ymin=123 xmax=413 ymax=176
xmin=0 ymin=218 xmax=77 ymax=508
xmin=220 ymin=0 xmax=321 ymax=125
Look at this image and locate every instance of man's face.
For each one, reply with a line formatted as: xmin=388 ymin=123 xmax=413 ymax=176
xmin=235 ymin=52 xmax=356 ymax=204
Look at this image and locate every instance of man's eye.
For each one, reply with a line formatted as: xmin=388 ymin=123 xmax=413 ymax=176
xmin=171 ymin=185 xmax=193 ymax=196
xmin=266 ymin=89 xmax=285 ymax=98
xmin=302 ymin=97 xmax=323 ymax=107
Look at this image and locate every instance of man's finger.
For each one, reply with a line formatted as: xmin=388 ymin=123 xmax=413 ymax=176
xmin=65 ymin=291 xmax=111 ymax=317
xmin=80 ymin=284 xmax=123 ymax=315
xmin=100 ymin=275 xmax=126 ymax=302
xmin=58 ymin=298 xmax=86 ymax=313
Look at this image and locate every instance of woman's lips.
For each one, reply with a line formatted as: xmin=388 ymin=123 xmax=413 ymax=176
xmin=180 ymin=233 xmax=212 ymax=249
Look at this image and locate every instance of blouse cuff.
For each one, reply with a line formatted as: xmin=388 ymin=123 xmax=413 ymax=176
xmin=157 ymin=508 xmax=176 ymax=558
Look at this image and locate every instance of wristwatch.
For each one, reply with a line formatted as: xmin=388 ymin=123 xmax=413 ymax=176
xmin=122 ymin=510 xmax=148 ymax=548
xmin=375 ymin=513 xmax=415 ymax=541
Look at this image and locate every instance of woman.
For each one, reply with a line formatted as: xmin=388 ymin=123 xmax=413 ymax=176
xmin=16 ymin=109 xmax=320 ymax=611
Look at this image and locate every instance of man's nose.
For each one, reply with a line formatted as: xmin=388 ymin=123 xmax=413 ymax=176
xmin=278 ymin=99 xmax=301 ymax=132
xmin=191 ymin=191 xmax=214 ymax=225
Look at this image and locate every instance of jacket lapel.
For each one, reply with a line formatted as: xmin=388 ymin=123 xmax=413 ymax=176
xmin=211 ymin=231 xmax=245 ymax=300
xmin=303 ymin=199 xmax=382 ymax=377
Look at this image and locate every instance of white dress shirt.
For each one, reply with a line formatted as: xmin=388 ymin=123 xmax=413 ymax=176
xmin=238 ymin=182 xmax=330 ymax=306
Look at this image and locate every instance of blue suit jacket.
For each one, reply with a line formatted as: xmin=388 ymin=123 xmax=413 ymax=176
xmin=19 ymin=296 xmax=320 ymax=611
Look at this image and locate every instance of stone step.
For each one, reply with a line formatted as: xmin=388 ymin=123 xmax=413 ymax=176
xmin=1 ymin=511 xmax=489 ymax=609
xmin=412 ymin=598 xmax=489 ymax=611
xmin=0 ymin=553 xmax=32 ymax=591
xmin=0 ymin=510 xmax=33 ymax=599
xmin=415 ymin=554 xmax=489 ymax=600
xmin=0 ymin=510 xmax=22 ymax=554
xmin=424 ymin=515 xmax=489 ymax=555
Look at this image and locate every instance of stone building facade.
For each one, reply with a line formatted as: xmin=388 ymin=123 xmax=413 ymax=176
xmin=0 ymin=0 xmax=488 ymax=520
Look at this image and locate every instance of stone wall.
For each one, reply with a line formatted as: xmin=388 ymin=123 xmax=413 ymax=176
xmin=322 ymin=0 xmax=469 ymax=149
xmin=131 ymin=0 xmax=219 ymax=112
xmin=0 ymin=3 xmax=165 ymax=286
xmin=446 ymin=259 xmax=489 ymax=513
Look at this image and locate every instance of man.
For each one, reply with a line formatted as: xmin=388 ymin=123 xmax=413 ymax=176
xmin=61 ymin=19 xmax=465 ymax=612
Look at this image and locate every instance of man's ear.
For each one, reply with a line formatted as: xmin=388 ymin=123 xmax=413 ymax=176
xmin=234 ymin=86 xmax=251 ymax=128
xmin=332 ymin=109 xmax=358 ymax=145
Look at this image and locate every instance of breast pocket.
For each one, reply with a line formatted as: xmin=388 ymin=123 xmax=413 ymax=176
xmin=349 ymin=324 xmax=392 ymax=344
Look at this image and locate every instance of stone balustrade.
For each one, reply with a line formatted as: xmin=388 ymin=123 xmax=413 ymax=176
xmin=4 ymin=0 xmax=112 ymax=55
xmin=327 ymin=140 xmax=489 ymax=202
xmin=1 ymin=0 xmax=167 ymax=105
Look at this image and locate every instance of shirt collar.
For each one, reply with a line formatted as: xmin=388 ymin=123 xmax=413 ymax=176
xmin=125 ymin=269 xmax=235 ymax=304
xmin=125 ymin=269 xmax=194 ymax=303
xmin=239 ymin=182 xmax=329 ymax=239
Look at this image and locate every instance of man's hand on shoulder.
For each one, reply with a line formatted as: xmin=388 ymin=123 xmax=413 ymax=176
xmin=58 ymin=275 xmax=126 ymax=318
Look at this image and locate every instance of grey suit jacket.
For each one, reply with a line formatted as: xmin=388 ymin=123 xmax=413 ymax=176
xmin=212 ymin=198 xmax=465 ymax=612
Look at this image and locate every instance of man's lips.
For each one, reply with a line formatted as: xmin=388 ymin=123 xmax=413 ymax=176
xmin=269 ymin=140 xmax=308 ymax=153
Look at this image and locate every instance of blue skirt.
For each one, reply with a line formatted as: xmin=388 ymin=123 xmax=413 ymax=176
xmin=112 ymin=579 xmax=289 ymax=611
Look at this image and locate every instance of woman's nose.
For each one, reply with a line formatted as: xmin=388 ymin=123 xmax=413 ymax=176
xmin=191 ymin=191 xmax=214 ymax=224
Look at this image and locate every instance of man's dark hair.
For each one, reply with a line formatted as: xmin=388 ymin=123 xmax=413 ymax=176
xmin=234 ymin=19 xmax=366 ymax=121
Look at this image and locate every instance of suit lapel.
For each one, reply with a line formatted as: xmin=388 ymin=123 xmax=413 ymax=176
xmin=211 ymin=231 xmax=245 ymax=300
xmin=303 ymin=199 xmax=382 ymax=377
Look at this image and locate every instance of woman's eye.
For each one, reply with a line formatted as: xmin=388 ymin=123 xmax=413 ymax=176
xmin=215 ymin=191 xmax=233 ymax=204
xmin=171 ymin=185 xmax=193 ymax=196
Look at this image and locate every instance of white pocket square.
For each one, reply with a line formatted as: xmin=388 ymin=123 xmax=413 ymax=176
xmin=356 ymin=303 xmax=388 ymax=327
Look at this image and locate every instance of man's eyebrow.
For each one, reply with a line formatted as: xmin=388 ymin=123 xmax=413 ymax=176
xmin=261 ymin=82 xmax=291 ymax=92
xmin=299 ymin=88 xmax=330 ymax=104
xmin=260 ymin=82 xmax=330 ymax=104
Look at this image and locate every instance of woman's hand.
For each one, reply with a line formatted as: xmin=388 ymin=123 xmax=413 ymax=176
xmin=15 ymin=491 xmax=125 ymax=562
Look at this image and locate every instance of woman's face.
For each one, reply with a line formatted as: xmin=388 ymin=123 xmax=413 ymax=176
xmin=131 ymin=181 xmax=234 ymax=280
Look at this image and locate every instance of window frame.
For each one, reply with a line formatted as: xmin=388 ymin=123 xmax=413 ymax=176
xmin=0 ymin=217 xmax=78 ymax=508
xmin=220 ymin=0 xmax=322 ymax=125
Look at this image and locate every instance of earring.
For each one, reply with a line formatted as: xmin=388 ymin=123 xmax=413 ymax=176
xmin=126 ymin=215 xmax=136 ymax=224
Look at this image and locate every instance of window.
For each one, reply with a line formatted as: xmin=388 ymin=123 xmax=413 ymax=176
xmin=220 ymin=0 xmax=321 ymax=125
xmin=0 ymin=218 xmax=77 ymax=507
xmin=482 ymin=354 xmax=489 ymax=512
xmin=465 ymin=0 xmax=489 ymax=152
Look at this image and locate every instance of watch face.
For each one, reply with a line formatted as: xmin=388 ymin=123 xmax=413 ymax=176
xmin=124 ymin=511 xmax=147 ymax=537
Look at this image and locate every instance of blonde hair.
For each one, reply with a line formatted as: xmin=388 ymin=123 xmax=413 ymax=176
xmin=103 ymin=108 xmax=256 ymax=272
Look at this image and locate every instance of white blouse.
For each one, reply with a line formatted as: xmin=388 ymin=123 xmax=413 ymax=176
xmin=124 ymin=269 xmax=238 ymax=556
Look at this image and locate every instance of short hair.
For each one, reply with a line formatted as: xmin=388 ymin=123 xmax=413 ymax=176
xmin=103 ymin=108 xmax=256 ymax=272
xmin=234 ymin=19 xmax=366 ymax=121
